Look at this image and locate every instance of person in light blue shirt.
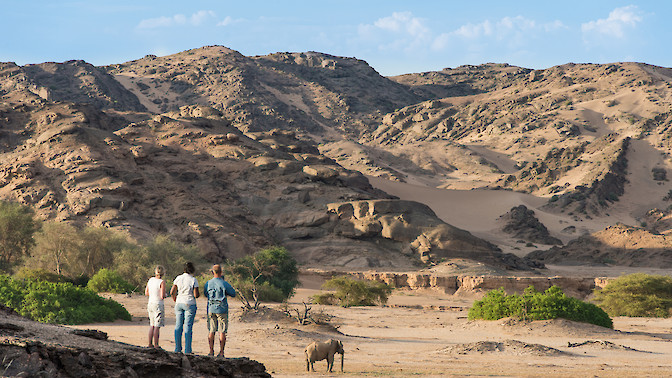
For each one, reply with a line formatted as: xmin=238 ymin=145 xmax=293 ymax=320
xmin=204 ymin=264 xmax=236 ymax=357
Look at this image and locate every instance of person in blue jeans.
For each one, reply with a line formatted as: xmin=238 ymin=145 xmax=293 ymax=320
xmin=170 ymin=262 xmax=200 ymax=354
xmin=204 ymin=264 xmax=236 ymax=357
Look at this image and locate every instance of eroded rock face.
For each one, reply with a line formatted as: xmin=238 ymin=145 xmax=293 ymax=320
xmin=308 ymin=270 xmax=607 ymax=299
xmin=526 ymin=223 xmax=672 ymax=267
xmin=500 ymin=205 xmax=562 ymax=245
xmin=325 ymin=199 xmax=538 ymax=270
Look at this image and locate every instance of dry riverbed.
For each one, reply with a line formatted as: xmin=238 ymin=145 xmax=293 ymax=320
xmin=76 ymin=275 xmax=672 ymax=377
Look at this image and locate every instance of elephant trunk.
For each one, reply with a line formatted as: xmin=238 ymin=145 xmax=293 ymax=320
xmin=340 ymin=352 xmax=344 ymax=372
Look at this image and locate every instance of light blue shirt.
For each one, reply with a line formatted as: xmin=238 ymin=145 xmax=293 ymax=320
xmin=204 ymin=277 xmax=236 ymax=314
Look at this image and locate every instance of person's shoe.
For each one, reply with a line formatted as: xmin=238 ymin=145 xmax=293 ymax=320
xmin=217 ymin=352 xmax=225 ymax=358
xmin=207 ymin=351 xmax=214 ymax=356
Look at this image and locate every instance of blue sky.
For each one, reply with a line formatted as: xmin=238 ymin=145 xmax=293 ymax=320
xmin=0 ymin=1 xmax=668 ymax=76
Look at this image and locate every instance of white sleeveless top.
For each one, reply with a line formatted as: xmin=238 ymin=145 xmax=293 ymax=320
xmin=146 ymin=276 xmax=164 ymax=304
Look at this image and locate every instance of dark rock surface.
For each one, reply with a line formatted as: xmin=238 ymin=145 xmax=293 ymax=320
xmin=500 ymin=205 xmax=562 ymax=245
xmin=0 ymin=306 xmax=269 ymax=377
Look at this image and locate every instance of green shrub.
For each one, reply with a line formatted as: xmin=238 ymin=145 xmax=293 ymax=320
xmin=311 ymin=276 xmax=392 ymax=307
xmin=0 ymin=274 xmax=131 ymax=324
xmin=87 ymin=269 xmax=136 ymax=294
xmin=230 ymin=279 xmax=286 ymax=303
xmin=468 ymin=286 xmax=613 ymax=328
xmin=13 ymin=268 xmax=70 ymax=283
xmin=593 ymin=273 xmax=672 ymax=317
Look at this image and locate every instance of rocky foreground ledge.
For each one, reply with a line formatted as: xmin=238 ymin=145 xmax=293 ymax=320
xmin=0 ymin=306 xmax=269 ymax=377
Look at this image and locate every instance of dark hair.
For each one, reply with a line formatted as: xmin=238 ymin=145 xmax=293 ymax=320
xmin=184 ymin=262 xmax=195 ymax=274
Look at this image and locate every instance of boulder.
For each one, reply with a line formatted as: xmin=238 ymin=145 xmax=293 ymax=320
xmin=303 ymin=165 xmax=339 ymax=180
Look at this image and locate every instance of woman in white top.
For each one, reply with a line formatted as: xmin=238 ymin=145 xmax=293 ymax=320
xmin=144 ymin=265 xmax=166 ymax=348
xmin=170 ymin=261 xmax=200 ymax=354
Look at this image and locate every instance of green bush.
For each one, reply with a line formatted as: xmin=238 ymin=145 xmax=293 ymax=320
xmin=593 ymin=273 xmax=672 ymax=317
xmin=468 ymin=286 xmax=613 ymax=328
xmin=87 ymin=269 xmax=135 ymax=293
xmin=311 ymin=276 xmax=392 ymax=307
xmin=13 ymin=268 xmax=71 ymax=284
xmin=230 ymin=279 xmax=286 ymax=303
xmin=0 ymin=274 xmax=131 ymax=324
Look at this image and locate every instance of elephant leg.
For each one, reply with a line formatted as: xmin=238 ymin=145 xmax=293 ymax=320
xmin=327 ymin=354 xmax=334 ymax=372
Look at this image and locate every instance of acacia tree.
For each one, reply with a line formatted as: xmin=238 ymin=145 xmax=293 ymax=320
xmin=225 ymin=246 xmax=300 ymax=311
xmin=0 ymin=201 xmax=38 ymax=271
xmin=226 ymin=253 xmax=277 ymax=311
xmin=31 ymin=222 xmax=80 ymax=275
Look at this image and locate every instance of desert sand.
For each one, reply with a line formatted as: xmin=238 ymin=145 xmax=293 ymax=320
xmin=73 ymin=274 xmax=672 ymax=377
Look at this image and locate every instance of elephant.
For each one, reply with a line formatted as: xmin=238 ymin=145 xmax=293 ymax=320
xmin=305 ymin=339 xmax=344 ymax=372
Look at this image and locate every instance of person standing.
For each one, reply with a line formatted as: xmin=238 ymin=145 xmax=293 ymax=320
xmin=170 ymin=262 xmax=199 ymax=354
xmin=204 ymin=264 xmax=236 ymax=357
xmin=145 ymin=265 xmax=166 ymax=348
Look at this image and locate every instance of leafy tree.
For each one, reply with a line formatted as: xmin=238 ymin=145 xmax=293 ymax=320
xmin=76 ymin=227 xmax=128 ymax=277
xmin=312 ymin=276 xmax=392 ymax=307
xmin=593 ymin=273 xmax=672 ymax=317
xmin=224 ymin=246 xmax=300 ymax=310
xmin=0 ymin=201 xmax=38 ymax=271
xmin=30 ymin=222 xmax=80 ymax=275
xmin=468 ymin=286 xmax=613 ymax=328
xmin=30 ymin=224 xmax=132 ymax=279
xmin=113 ymin=234 xmax=202 ymax=287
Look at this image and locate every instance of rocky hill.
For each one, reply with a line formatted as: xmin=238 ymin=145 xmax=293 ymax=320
xmin=0 ymin=51 xmax=533 ymax=270
xmin=2 ymin=45 xmax=672 ymax=269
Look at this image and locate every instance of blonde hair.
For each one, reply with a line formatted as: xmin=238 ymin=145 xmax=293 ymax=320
xmin=155 ymin=265 xmax=165 ymax=277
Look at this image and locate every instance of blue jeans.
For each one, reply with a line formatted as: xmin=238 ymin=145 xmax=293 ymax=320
xmin=174 ymin=303 xmax=197 ymax=353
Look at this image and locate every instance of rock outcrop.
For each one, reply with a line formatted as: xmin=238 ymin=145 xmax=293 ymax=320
xmin=500 ymin=205 xmax=562 ymax=245
xmin=526 ymin=223 xmax=672 ymax=267
xmin=324 ymin=200 xmax=539 ymax=270
xmin=0 ymin=306 xmax=269 ymax=377
xmin=307 ymin=270 xmax=607 ymax=299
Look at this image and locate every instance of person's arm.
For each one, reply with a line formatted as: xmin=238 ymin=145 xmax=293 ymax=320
xmin=170 ymin=284 xmax=178 ymax=301
xmin=193 ymin=287 xmax=200 ymax=299
xmin=226 ymin=282 xmax=236 ymax=297
xmin=144 ymin=280 xmax=150 ymax=296
xmin=160 ymin=280 xmax=166 ymax=299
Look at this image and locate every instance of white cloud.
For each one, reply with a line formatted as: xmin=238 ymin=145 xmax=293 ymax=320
xmin=581 ymin=5 xmax=643 ymax=38
xmin=358 ymin=12 xmax=430 ymax=52
xmin=433 ymin=16 xmax=565 ymax=50
xmin=137 ymin=10 xmax=218 ymax=29
xmin=190 ymin=10 xmax=216 ymax=26
xmin=373 ymin=12 xmax=429 ymax=38
xmin=217 ymin=16 xmax=233 ymax=27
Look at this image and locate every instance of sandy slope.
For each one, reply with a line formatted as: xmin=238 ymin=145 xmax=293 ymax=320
xmin=73 ymin=276 xmax=672 ymax=377
xmin=367 ymin=166 xmax=672 ymax=258
xmin=368 ymin=176 xmax=586 ymax=256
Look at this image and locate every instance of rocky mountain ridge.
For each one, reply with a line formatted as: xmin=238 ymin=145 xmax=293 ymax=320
xmin=2 ymin=45 xmax=672 ymax=269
